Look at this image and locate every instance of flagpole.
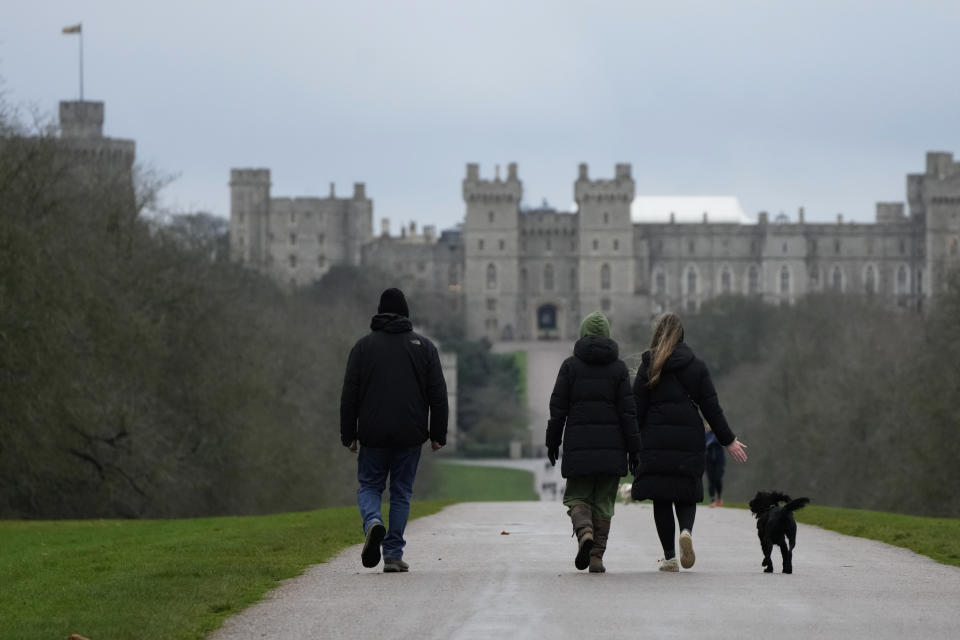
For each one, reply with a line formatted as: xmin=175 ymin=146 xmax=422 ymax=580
xmin=79 ymin=22 xmax=84 ymax=101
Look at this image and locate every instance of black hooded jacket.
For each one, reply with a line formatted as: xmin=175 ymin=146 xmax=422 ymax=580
xmin=546 ymin=336 xmax=640 ymax=478
xmin=339 ymin=313 xmax=449 ymax=448
xmin=631 ymin=341 xmax=736 ymax=502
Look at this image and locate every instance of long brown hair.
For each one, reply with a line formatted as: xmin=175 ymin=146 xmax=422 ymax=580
xmin=647 ymin=312 xmax=684 ymax=387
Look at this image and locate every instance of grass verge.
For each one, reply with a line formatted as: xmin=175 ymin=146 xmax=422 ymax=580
xmin=0 ymin=501 xmax=450 ymax=640
xmin=420 ymin=463 xmax=538 ymax=501
xmin=725 ymin=502 xmax=960 ymax=568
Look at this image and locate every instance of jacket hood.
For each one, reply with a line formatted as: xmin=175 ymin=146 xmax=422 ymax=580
xmin=642 ymin=341 xmax=695 ymax=371
xmin=370 ymin=313 xmax=413 ymax=333
xmin=574 ymin=335 xmax=619 ymax=365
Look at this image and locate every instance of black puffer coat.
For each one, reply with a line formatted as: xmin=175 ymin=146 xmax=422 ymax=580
xmin=340 ymin=313 xmax=449 ymax=448
xmin=546 ymin=336 xmax=640 ymax=478
xmin=632 ymin=342 xmax=735 ymax=503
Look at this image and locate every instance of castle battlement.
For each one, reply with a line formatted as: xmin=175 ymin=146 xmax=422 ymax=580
xmin=574 ymin=163 xmax=635 ymax=203
xmin=462 ymin=163 xmax=522 ymax=202
xmin=230 ymin=168 xmax=271 ymax=186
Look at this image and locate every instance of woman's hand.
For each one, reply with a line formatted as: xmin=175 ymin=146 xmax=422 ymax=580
xmin=726 ymin=438 xmax=748 ymax=462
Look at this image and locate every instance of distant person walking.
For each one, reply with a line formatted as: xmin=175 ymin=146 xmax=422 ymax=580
xmin=632 ymin=312 xmax=747 ymax=572
xmin=546 ymin=311 xmax=640 ymax=573
xmin=340 ymin=288 xmax=448 ymax=573
xmin=704 ymin=427 xmax=726 ymax=507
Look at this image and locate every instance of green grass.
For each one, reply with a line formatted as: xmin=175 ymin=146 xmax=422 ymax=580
xmin=726 ymin=502 xmax=960 ymax=568
xmin=421 ymin=463 xmax=538 ymax=501
xmin=0 ymin=501 xmax=450 ymax=640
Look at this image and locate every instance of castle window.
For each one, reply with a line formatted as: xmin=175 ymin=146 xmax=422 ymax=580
xmin=655 ymin=271 xmax=666 ymax=295
xmin=486 ymin=298 xmax=497 ymax=311
xmin=592 ymin=239 xmax=599 ymax=251
xmin=290 ymin=233 xmax=297 ymax=245
xmin=688 ymin=241 xmax=695 ymax=254
xmin=544 ymin=264 xmax=555 ymax=291
xmin=613 ymin=239 xmax=619 ymax=251
xmin=811 ymin=239 xmax=818 ymax=254
xmin=570 ymin=267 xmax=577 ymax=290
xmin=721 ymin=268 xmax=731 ymax=294
xmin=865 ymin=265 xmax=876 ymax=294
xmin=499 ymin=239 xmax=505 ymax=250
xmin=520 ymin=268 xmax=528 ymax=289
xmin=603 ymin=212 xmax=609 ymax=224
xmin=289 ymin=254 xmax=297 ymax=268
xmin=290 ymin=211 xmax=296 ymax=223
xmin=835 ymin=239 xmax=841 ymax=254
xmin=486 ymin=263 xmax=497 ymax=289
xmin=809 ymin=267 xmax=819 ymax=286
xmin=782 ymin=242 xmax=788 ymax=254
xmin=832 ymin=266 xmax=843 ymax=291
xmin=601 ymin=264 xmax=611 ymax=290
xmin=489 ymin=211 xmax=495 ymax=223
xmin=748 ymin=265 xmax=759 ymax=294
xmin=317 ymin=256 xmax=326 ymax=268
xmin=899 ymin=239 xmax=906 ymax=255
xmin=317 ymin=233 xmax=325 ymax=245
xmin=897 ymin=266 xmax=907 ymax=294
xmin=780 ymin=266 xmax=790 ymax=294
xmin=448 ymin=265 xmax=458 ymax=286
xmin=687 ymin=267 xmax=697 ymax=295
xmin=479 ymin=239 xmax=485 ymax=250
xmin=601 ymin=298 xmax=611 ymax=311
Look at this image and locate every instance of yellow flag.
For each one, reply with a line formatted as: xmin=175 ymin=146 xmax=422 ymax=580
xmin=62 ymin=24 xmax=81 ymax=34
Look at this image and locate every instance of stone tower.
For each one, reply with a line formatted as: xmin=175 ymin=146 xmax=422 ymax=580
xmin=575 ymin=163 xmax=637 ymax=326
xmin=462 ymin=163 xmax=522 ymax=341
xmin=908 ymin=152 xmax=960 ymax=302
xmin=229 ymin=169 xmax=271 ymax=267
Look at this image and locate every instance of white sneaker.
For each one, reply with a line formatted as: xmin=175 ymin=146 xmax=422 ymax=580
xmin=679 ymin=529 xmax=696 ymax=569
xmin=658 ymin=557 xmax=679 ymax=572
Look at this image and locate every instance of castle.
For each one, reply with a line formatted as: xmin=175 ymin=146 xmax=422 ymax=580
xmin=230 ymin=153 xmax=960 ymax=342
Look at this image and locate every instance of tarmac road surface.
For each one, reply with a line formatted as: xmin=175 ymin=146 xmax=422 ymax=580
xmin=211 ymin=501 xmax=960 ymax=640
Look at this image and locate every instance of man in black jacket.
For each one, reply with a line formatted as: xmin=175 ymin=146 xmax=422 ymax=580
xmin=340 ymin=288 xmax=449 ymax=573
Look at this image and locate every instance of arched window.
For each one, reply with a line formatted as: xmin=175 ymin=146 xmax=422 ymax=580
xmin=655 ymin=270 xmax=666 ymax=295
xmin=865 ymin=265 xmax=876 ymax=294
xmin=486 ymin=263 xmax=497 ymax=289
xmin=748 ymin=265 xmax=759 ymax=295
xmin=687 ymin=267 xmax=697 ymax=295
xmin=520 ymin=267 xmax=528 ymax=289
xmin=488 ymin=211 xmax=495 ymax=223
xmin=832 ymin=266 xmax=843 ymax=291
xmin=603 ymin=212 xmax=609 ymax=224
xmin=544 ymin=264 xmax=554 ymax=291
xmin=721 ymin=268 xmax=731 ymax=294
xmin=897 ymin=266 xmax=907 ymax=294
xmin=600 ymin=264 xmax=611 ymax=290
xmin=780 ymin=266 xmax=790 ymax=294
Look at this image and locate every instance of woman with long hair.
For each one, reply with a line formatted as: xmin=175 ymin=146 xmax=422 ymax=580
xmin=632 ymin=312 xmax=748 ymax=571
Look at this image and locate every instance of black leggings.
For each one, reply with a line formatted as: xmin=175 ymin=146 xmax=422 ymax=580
xmin=653 ymin=500 xmax=696 ymax=559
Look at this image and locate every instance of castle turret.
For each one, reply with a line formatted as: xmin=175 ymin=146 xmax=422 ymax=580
xmin=575 ymin=163 xmax=636 ymax=325
xmin=229 ymin=169 xmax=271 ymax=268
xmin=462 ymin=163 xmax=522 ymax=340
xmin=912 ymin=152 xmax=960 ymax=302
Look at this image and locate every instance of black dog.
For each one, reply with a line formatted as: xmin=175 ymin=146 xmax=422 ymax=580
xmin=748 ymin=491 xmax=810 ymax=574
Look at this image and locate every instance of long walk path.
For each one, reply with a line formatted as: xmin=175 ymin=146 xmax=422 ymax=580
xmin=211 ymin=502 xmax=959 ymax=639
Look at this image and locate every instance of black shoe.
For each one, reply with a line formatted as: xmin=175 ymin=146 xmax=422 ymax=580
xmin=361 ymin=522 xmax=386 ymax=568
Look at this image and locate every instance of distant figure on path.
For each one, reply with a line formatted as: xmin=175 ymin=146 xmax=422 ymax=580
xmin=340 ymin=288 xmax=448 ymax=573
xmin=632 ymin=312 xmax=747 ymax=572
xmin=704 ymin=427 xmax=726 ymax=507
xmin=546 ymin=311 xmax=640 ymax=573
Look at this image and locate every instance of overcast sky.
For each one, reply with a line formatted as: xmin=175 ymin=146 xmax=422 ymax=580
xmin=3 ymin=1 xmax=959 ymax=231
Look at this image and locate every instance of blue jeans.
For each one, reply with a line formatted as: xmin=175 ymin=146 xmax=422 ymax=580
xmin=357 ymin=444 xmax=422 ymax=560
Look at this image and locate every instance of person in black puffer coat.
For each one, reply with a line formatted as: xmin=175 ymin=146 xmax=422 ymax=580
xmin=546 ymin=311 xmax=640 ymax=573
xmin=632 ymin=312 xmax=748 ymax=572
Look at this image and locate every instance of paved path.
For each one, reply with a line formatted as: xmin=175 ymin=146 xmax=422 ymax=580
xmin=211 ymin=502 xmax=960 ymax=639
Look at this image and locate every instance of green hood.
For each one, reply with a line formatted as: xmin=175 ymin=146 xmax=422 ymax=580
xmin=578 ymin=311 xmax=610 ymax=338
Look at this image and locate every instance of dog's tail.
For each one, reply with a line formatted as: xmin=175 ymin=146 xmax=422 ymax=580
xmin=784 ymin=497 xmax=810 ymax=512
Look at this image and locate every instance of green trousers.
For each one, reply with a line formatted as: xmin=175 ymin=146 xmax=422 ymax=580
xmin=562 ymin=475 xmax=620 ymax=520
